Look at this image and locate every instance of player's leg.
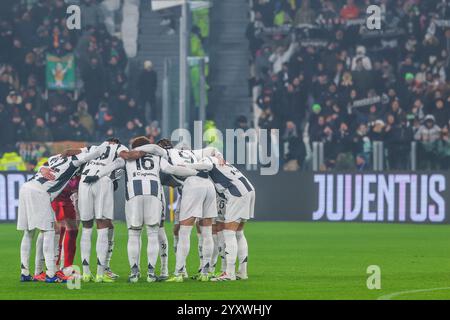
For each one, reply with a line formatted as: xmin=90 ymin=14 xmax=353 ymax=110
xmin=210 ymin=222 xmax=220 ymax=274
xmin=236 ymin=222 xmax=248 ymax=280
xmin=167 ymin=216 xmax=195 ymax=282
xmin=35 ymin=191 xmax=60 ymax=283
xmin=146 ymin=224 xmax=160 ymax=282
xmin=54 ymin=220 xmax=62 ymax=271
xmin=42 ymin=227 xmax=57 ymax=280
xmin=95 ymin=219 xmax=113 ymax=282
xmin=127 ymin=227 xmax=142 ymax=283
xmin=216 ymin=222 xmax=227 ymax=274
xmin=33 ymin=231 xmax=46 ymax=281
xmin=51 ymin=201 xmax=63 ymax=270
xmin=62 ymin=218 xmax=79 ymax=273
xmin=78 ymin=183 xmax=95 ymax=281
xmin=211 ymin=221 xmax=239 ymax=281
xmin=80 ymin=220 xmax=94 ymax=282
xmin=158 ymin=220 xmax=169 ymax=279
xmin=104 ymin=225 xmax=118 ymax=279
xmin=172 ymin=217 xmax=188 ymax=278
xmin=126 ymin=196 xmax=143 ymax=283
xmin=198 ymin=218 xmax=214 ymax=281
xmin=213 ymin=190 xmax=253 ymax=281
xmin=19 ymin=229 xmax=35 ymax=281
xmin=197 ymin=183 xmax=218 ymax=281
xmin=17 ymin=185 xmax=34 ymax=281
xmin=143 ymin=196 xmax=164 ymax=282
xmin=95 ymin=178 xmax=117 ymax=282
xmin=173 ymin=223 xmax=180 ymax=254
xmin=194 ymin=221 xmax=203 ymax=277
xmin=236 ymin=190 xmax=254 ymax=280
xmin=168 ymin=179 xmax=208 ymax=282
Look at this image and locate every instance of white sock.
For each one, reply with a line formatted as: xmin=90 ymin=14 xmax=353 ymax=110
xmin=236 ymin=230 xmax=248 ymax=276
xmin=54 ymin=233 xmax=60 ymax=270
xmin=34 ymin=232 xmax=44 ymax=275
xmin=127 ymin=229 xmax=141 ymax=274
xmin=197 ymin=232 xmax=203 ymax=273
xmin=96 ymin=228 xmax=109 ymax=276
xmin=20 ymin=230 xmax=35 ymax=276
xmin=173 ymin=234 xmax=179 ymax=253
xmin=223 ymin=230 xmax=237 ymax=277
xmin=43 ymin=230 xmax=56 ymax=278
xmin=105 ymin=227 xmax=114 ymax=269
xmin=158 ymin=227 xmax=169 ymax=276
xmin=80 ymin=227 xmax=93 ymax=274
xmin=200 ymin=226 xmax=213 ymax=275
xmin=210 ymin=233 xmax=219 ymax=273
xmin=175 ymin=225 xmax=192 ymax=275
xmin=217 ymin=231 xmax=226 ymax=273
xmin=59 ymin=233 xmax=65 ymax=270
xmin=138 ymin=234 xmax=142 ymax=265
xmin=147 ymin=225 xmax=159 ymax=275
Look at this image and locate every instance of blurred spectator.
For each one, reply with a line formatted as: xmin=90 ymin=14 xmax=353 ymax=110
xmin=75 ymin=100 xmax=95 ymax=136
xmin=31 ymin=117 xmax=53 ymax=142
xmin=282 ymin=121 xmax=306 ymax=171
xmin=415 ymin=115 xmax=441 ymax=169
xmin=68 ymin=116 xmax=91 ymax=141
xmin=119 ymin=120 xmax=141 ymax=146
xmin=138 ymin=60 xmax=158 ymax=123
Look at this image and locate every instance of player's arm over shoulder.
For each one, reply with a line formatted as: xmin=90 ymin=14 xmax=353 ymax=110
xmin=119 ymin=147 xmax=145 ymax=160
xmin=184 ymin=156 xmax=214 ymax=171
xmin=160 ymin=157 xmax=197 ymax=177
xmin=133 ymin=144 xmax=168 ymax=159
xmin=72 ymin=142 xmax=109 ymax=167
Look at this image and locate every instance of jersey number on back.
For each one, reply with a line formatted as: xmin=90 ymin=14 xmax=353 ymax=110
xmin=136 ymin=156 xmax=155 ymax=171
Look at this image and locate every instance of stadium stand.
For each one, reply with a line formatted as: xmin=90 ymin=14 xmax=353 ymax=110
xmin=2 ymin=0 xmax=450 ymax=172
xmin=247 ymin=0 xmax=450 ymax=171
xmin=0 ymin=0 xmax=157 ymax=169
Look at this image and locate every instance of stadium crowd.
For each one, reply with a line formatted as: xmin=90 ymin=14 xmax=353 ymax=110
xmin=0 ymin=0 xmax=161 ymax=160
xmin=247 ymin=0 xmax=450 ymax=171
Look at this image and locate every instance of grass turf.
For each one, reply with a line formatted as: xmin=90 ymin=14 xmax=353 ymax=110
xmin=0 ymin=221 xmax=449 ymax=300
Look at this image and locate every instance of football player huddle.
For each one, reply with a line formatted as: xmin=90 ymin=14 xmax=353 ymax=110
xmin=17 ymin=136 xmax=255 ymax=283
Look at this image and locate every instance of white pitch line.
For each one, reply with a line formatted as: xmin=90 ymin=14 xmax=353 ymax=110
xmin=377 ymin=287 xmax=450 ymax=300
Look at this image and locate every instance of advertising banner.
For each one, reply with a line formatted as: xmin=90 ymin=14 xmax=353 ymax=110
xmin=1 ymin=171 xmax=448 ymax=224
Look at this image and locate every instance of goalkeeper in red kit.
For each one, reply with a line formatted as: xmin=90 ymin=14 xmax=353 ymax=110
xmin=33 ymin=175 xmax=81 ymax=281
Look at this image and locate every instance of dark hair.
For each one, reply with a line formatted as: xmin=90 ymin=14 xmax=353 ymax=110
xmin=106 ymin=137 xmax=120 ymax=144
xmin=157 ymin=138 xmax=173 ymax=149
xmin=131 ymin=136 xmax=151 ymax=149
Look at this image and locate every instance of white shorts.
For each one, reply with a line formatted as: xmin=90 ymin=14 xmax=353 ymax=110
xmin=224 ymin=190 xmax=255 ymax=223
xmin=179 ymin=176 xmax=217 ymax=222
xmin=125 ymin=195 xmax=162 ymax=228
xmin=78 ymin=177 xmax=114 ymax=221
xmin=17 ymin=182 xmax=55 ymax=231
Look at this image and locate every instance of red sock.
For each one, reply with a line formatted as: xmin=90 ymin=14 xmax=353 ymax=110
xmin=64 ymin=229 xmax=78 ymax=268
xmin=56 ymin=227 xmax=66 ymax=267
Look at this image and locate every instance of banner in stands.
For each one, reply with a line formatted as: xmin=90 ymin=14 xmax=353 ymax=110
xmin=45 ymin=53 xmax=76 ymax=91
xmin=0 ymin=171 xmax=448 ymax=224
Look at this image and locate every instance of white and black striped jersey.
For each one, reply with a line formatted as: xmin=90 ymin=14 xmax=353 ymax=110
xmin=166 ymin=149 xmax=200 ymax=185
xmin=30 ymin=151 xmax=91 ymax=201
xmin=207 ymin=157 xmax=254 ymax=197
xmin=125 ymin=153 xmax=162 ymax=200
xmin=81 ymin=143 xmax=128 ymax=183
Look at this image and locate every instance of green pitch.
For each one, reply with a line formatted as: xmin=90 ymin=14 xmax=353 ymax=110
xmin=0 ymin=221 xmax=449 ymax=300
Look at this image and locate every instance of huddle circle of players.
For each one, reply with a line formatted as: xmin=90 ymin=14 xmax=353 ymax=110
xmin=17 ymin=136 xmax=255 ymax=283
